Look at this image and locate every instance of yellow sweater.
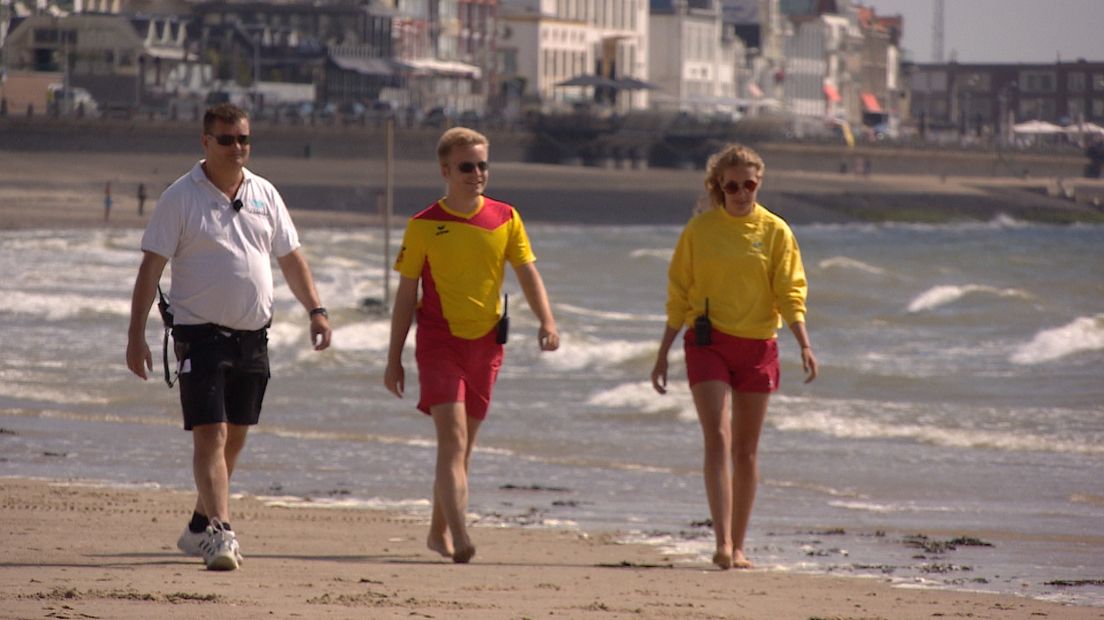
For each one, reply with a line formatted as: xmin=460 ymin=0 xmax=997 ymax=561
xmin=666 ymin=204 xmax=807 ymax=340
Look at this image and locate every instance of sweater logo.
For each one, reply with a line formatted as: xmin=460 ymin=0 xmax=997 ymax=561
xmin=435 ymin=225 xmax=450 ymax=236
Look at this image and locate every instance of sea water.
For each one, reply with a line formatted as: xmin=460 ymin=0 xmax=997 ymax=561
xmin=1 ymin=219 xmax=1102 ymax=605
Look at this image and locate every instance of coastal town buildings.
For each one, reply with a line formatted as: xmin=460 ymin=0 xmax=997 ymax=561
xmin=907 ymin=59 xmax=1104 ymax=144
xmin=496 ymin=0 xmax=650 ymax=113
xmin=648 ymin=0 xmax=740 ymax=116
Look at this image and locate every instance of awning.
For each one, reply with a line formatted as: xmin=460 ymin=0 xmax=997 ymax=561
xmin=822 ymin=83 xmax=841 ymax=103
xmin=330 ymin=55 xmax=396 ymax=76
xmin=747 ymin=82 xmax=764 ymax=98
xmin=861 ymin=92 xmax=883 ymax=113
xmin=398 ymin=58 xmax=481 ymax=79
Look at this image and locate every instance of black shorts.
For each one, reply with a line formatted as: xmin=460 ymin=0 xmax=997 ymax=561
xmin=172 ymin=323 xmax=270 ymax=431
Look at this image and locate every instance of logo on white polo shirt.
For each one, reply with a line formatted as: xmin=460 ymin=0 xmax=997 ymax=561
xmin=245 ymin=198 xmax=267 ymax=214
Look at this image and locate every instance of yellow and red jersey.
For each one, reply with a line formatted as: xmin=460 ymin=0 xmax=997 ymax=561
xmin=395 ymin=195 xmax=535 ymax=339
xmin=666 ymin=204 xmax=807 ymax=340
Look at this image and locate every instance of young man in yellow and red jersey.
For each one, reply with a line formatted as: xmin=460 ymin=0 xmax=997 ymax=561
xmin=384 ymin=127 xmax=559 ymax=564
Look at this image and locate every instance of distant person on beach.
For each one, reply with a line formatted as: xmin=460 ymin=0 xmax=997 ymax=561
xmin=125 ymin=103 xmax=332 ymax=571
xmin=650 ymin=143 xmax=817 ymax=570
xmin=104 ymin=181 xmax=112 ymax=221
xmin=384 ymin=127 xmax=560 ymax=564
xmin=137 ymin=182 xmax=147 ymax=216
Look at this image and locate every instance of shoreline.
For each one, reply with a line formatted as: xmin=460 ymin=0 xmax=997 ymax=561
xmin=3 ymin=149 xmax=1104 ymax=228
xmin=2 ymin=475 xmax=1102 ymax=619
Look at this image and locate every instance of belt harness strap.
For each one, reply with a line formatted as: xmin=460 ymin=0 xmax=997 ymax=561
xmin=156 ymin=284 xmax=176 ymax=388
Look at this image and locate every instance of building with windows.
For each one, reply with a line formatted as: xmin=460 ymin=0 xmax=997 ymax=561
xmin=908 ymin=60 xmax=1104 ymax=141
xmin=497 ymin=0 xmax=650 ymax=112
xmin=649 ymin=0 xmax=740 ymax=116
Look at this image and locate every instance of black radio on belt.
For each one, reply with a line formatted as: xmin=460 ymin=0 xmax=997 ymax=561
xmin=495 ymin=294 xmax=509 ymax=345
xmin=694 ymin=297 xmax=712 ymax=346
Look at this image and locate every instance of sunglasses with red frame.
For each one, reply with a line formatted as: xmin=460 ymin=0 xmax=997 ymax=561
xmin=722 ymin=178 xmax=759 ymax=194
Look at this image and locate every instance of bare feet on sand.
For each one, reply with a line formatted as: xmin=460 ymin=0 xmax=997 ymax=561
xmin=732 ymin=550 xmax=753 ymax=569
xmin=712 ymin=549 xmax=733 ymax=570
xmin=453 ymin=545 xmax=476 ymax=564
xmin=427 ymin=533 xmax=453 ymax=558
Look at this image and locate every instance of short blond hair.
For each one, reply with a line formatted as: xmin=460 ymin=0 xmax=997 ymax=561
xmin=437 ymin=127 xmax=489 ymax=164
xmin=701 ymin=144 xmax=765 ymax=210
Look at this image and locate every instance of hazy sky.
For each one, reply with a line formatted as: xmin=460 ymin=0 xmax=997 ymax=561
xmin=861 ymin=0 xmax=1104 ymax=64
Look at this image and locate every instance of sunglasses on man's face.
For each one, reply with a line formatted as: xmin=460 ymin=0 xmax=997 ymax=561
xmin=722 ymin=179 xmax=759 ymax=194
xmin=456 ymin=160 xmax=489 ymax=174
xmin=209 ymin=134 xmax=250 ymax=146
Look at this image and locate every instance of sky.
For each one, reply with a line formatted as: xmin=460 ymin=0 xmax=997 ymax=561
xmin=860 ymin=0 xmax=1104 ymax=64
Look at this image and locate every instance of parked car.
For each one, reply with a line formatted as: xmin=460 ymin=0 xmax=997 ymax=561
xmin=47 ymin=83 xmax=99 ymax=117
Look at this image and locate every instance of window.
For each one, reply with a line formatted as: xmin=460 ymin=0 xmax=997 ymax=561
xmin=1093 ymin=74 xmax=1104 ymax=91
xmin=1092 ymin=98 xmax=1104 ymax=119
xmin=1068 ymin=72 xmax=1086 ymax=93
xmin=1020 ymin=71 xmax=1056 ymax=93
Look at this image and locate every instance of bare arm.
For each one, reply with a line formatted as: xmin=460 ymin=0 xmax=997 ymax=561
xmin=788 ymin=321 xmax=818 ymax=383
xmin=512 ymin=261 xmax=559 ymax=351
xmin=277 ymin=249 xmax=331 ymax=351
xmin=650 ymin=324 xmax=681 ymax=394
xmin=384 ymin=276 xmax=420 ymax=398
xmin=126 ymin=251 xmax=169 ymax=380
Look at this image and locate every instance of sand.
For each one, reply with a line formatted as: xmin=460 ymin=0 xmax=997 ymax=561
xmin=2 ymin=477 xmax=1101 ymax=620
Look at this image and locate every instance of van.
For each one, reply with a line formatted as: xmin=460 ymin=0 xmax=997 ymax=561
xmin=46 ymin=83 xmax=99 ymax=116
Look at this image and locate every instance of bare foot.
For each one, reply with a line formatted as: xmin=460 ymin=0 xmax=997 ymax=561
xmin=712 ymin=549 xmax=733 ymax=570
xmin=427 ymin=533 xmax=453 ymax=558
xmin=732 ymin=550 xmax=753 ymax=569
xmin=452 ymin=545 xmax=476 ymax=564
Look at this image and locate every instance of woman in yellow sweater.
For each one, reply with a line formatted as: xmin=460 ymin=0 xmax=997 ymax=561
xmin=651 ymin=144 xmax=818 ymax=570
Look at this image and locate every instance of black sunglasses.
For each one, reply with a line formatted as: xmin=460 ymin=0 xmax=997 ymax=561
xmin=722 ymin=179 xmax=759 ymax=194
xmin=209 ymin=134 xmax=250 ymax=146
xmin=456 ymin=160 xmax=489 ymax=173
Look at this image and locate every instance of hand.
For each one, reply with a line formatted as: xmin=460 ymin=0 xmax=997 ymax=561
xmin=801 ymin=346 xmax=818 ymax=383
xmin=651 ymin=355 xmax=668 ymax=394
xmin=126 ymin=337 xmax=152 ymax=380
xmin=310 ymin=315 xmax=332 ymax=351
xmin=384 ymin=361 xmax=405 ymax=398
xmin=538 ymin=323 xmax=559 ymax=352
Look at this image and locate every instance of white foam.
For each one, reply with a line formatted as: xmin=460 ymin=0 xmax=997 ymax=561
xmin=329 ymin=320 xmax=391 ymax=352
xmin=906 ymin=284 xmax=1031 ymax=313
xmin=771 ymin=408 xmax=1104 ymax=455
xmin=0 ymin=290 xmax=129 ymax=320
xmin=538 ymin=336 xmax=656 ymax=371
xmin=555 ymin=303 xmax=666 ymax=323
xmin=585 ymin=381 xmax=697 ymax=422
xmin=827 ymin=500 xmax=956 ymax=514
xmin=1011 ymin=314 xmax=1104 ymax=365
xmin=258 ymin=495 xmax=431 ymax=512
xmin=629 ymin=248 xmax=673 ymax=261
xmin=817 ymin=256 xmax=886 ymax=275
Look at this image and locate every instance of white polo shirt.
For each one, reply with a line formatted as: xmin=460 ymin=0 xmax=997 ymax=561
xmin=141 ymin=160 xmax=300 ymax=331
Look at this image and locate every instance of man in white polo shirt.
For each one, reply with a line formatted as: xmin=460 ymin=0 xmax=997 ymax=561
xmin=125 ymin=103 xmax=332 ymax=571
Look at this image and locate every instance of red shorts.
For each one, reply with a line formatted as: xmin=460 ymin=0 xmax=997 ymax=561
xmin=415 ymin=326 xmax=504 ymax=420
xmin=684 ymin=329 xmax=779 ymax=393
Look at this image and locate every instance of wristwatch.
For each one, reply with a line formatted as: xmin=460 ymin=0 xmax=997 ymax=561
xmin=309 ymin=307 xmax=328 ymax=319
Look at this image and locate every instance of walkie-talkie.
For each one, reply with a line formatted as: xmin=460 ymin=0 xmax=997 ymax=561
xmin=156 ymin=285 xmax=177 ymax=387
xmin=496 ymin=294 xmax=509 ymax=344
xmin=694 ymin=297 xmax=712 ymax=346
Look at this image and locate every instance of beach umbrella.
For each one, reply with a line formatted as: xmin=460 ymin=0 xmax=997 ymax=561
xmin=556 ymin=75 xmax=619 ymax=88
xmin=1012 ymin=120 xmax=1063 ymax=134
xmin=613 ymin=77 xmax=659 ymax=91
xmin=1065 ymin=122 xmax=1104 ymax=135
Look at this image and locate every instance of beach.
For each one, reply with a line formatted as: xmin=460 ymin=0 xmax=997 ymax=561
xmin=3 ymin=477 xmax=1101 ymax=620
xmin=2 ymin=145 xmax=1103 ymax=619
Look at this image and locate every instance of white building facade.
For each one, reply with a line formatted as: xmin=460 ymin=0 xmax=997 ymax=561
xmin=782 ymin=12 xmax=855 ymax=125
xmin=649 ymin=0 xmax=738 ymax=114
xmin=498 ymin=0 xmax=650 ymax=110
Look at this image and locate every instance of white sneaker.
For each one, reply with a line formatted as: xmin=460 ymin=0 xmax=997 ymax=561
xmin=177 ymin=526 xmax=206 ymax=557
xmin=198 ymin=519 xmax=240 ymax=571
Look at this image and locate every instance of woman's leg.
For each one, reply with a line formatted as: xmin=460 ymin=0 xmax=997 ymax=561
xmin=691 ymin=380 xmax=733 ymax=569
xmin=729 ymin=391 xmax=769 ymax=568
xmin=429 ymin=402 xmax=482 ymax=563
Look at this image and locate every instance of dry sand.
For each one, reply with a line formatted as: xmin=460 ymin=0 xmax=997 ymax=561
xmin=2 ymin=477 xmax=1101 ymax=620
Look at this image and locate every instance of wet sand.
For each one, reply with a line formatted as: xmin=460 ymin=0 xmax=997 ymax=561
xmin=2 ymin=477 xmax=1101 ymax=620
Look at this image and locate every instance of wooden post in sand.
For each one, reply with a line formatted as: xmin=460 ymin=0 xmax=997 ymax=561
xmin=383 ymin=117 xmax=394 ymax=310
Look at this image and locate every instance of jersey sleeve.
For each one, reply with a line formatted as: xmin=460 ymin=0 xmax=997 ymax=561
xmin=770 ymin=224 xmax=808 ymax=326
xmin=665 ymin=224 xmax=693 ymax=329
xmin=270 ymin=186 xmax=301 ymax=257
xmin=505 ymin=208 xmax=536 ymax=267
xmin=140 ymin=191 xmax=182 ymax=259
xmin=394 ymin=219 xmax=428 ymax=279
